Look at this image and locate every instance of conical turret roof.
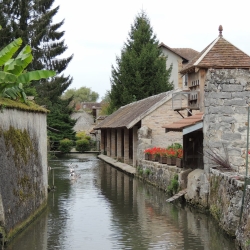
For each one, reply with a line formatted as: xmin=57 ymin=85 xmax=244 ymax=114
xmin=180 ymin=26 xmax=250 ymax=74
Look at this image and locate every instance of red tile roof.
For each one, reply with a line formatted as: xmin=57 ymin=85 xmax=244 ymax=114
xmin=162 ymin=112 xmax=203 ymax=131
xmin=180 ymin=36 xmax=250 ymax=74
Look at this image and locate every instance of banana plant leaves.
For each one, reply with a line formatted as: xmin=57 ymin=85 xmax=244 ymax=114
xmin=0 ymin=37 xmax=56 ymax=103
xmin=0 ymin=38 xmax=22 ymax=67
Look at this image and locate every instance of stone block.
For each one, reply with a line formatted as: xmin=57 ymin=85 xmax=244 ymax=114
xmin=209 ymin=106 xmax=234 ymax=114
xmin=207 ymin=92 xmax=232 ymax=99
xmin=224 ymin=99 xmax=247 ymax=106
xmin=232 ymin=92 xmax=250 ymax=98
xmin=222 ymin=85 xmax=243 ymax=92
xmin=221 ymin=133 xmax=241 ymax=141
xmin=234 ymin=107 xmax=248 ymax=114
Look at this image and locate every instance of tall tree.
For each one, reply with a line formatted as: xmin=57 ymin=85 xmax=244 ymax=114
xmin=0 ymin=0 xmax=75 ymax=143
xmin=46 ymin=98 xmax=76 ymax=142
xmin=61 ymin=86 xmax=99 ymax=108
xmin=109 ymin=11 xmax=173 ymax=112
xmin=0 ymin=0 xmax=73 ymax=100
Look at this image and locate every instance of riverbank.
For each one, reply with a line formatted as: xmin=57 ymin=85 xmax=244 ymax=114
xmin=98 ymin=154 xmax=250 ymax=250
xmin=98 ymin=154 xmax=136 ymax=175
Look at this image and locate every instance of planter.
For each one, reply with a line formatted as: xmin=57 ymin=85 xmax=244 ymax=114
xmin=159 ymin=156 xmax=168 ymax=164
xmin=148 ymin=154 xmax=153 ymax=161
xmin=152 ymin=155 xmax=160 ymax=162
xmin=176 ymin=157 xmax=183 ymax=168
xmin=167 ymin=157 xmax=176 ymax=166
xmin=145 ymin=154 xmax=149 ymax=160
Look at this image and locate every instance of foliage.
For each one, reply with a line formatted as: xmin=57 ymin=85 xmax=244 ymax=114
xmin=47 ymin=98 xmax=76 ymax=143
xmin=144 ymin=168 xmax=152 ymax=176
xmin=0 ymin=0 xmax=73 ymax=101
xmin=0 ymin=0 xmax=75 ymax=139
xmin=58 ymin=138 xmax=73 ymax=153
xmin=168 ymin=143 xmax=182 ymax=150
xmin=0 ymin=37 xmax=55 ymax=103
xmin=75 ymin=131 xmax=96 ymax=151
xmin=61 ymin=87 xmax=99 ymax=109
xmin=167 ymin=174 xmax=179 ymax=196
xmin=108 ymin=11 xmax=173 ymax=113
xmin=137 ymin=167 xmax=144 ymax=176
xmin=76 ymin=131 xmax=87 ymax=140
xmin=99 ymin=91 xmax=113 ymax=115
xmin=76 ymin=139 xmax=90 ymax=152
xmin=205 ymin=144 xmax=232 ymax=171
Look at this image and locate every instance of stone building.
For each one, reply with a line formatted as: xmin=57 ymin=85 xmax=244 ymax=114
xmin=94 ymin=90 xmax=187 ymax=166
xmin=163 ymin=25 xmax=250 ymax=173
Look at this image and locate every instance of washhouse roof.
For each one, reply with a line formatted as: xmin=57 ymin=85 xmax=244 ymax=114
xmin=180 ymin=26 xmax=250 ymax=74
xmin=94 ymin=90 xmax=177 ymax=130
xmin=162 ymin=112 xmax=203 ymax=132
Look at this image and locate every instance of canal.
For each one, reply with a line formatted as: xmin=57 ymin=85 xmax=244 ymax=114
xmin=6 ymin=153 xmax=235 ymax=250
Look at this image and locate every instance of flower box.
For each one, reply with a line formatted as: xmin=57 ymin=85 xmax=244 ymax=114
xmin=167 ymin=157 xmax=176 ymax=166
xmin=145 ymin=154 xmax=149 ymax=160
xmin=176 ymin=157 xmax=183 ymax=168
xmin=159 ymin=156 xmax=168 ymax=164
xmin=148 ymin=154 xmax=153 ymax=161
xmin=152 ymin=155 xmax=160 ymax=162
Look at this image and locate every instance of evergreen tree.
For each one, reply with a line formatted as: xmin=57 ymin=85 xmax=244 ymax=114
xmin=47 ymin=98 xmax=76 ymax=143
xmin=0 ymin=0 xmax=75 ymax=143
xmin=0 ymin=0 xmax=73 ymax=100
xmin=109 ymin=11 xmax=173 ymax=112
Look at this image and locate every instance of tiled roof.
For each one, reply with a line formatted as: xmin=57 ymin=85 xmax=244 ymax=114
xmin=171 ymin=48 xmax=199 ymax=61
xmin=159 ymin=43 xmax=199 ymax=61
xmin=180 ymin=36 xmax=250 ymax=74
xmin=94 ymin=91 xmax=175 ymax=129
xmin=162 ymin=112 xmax=203 ymax=131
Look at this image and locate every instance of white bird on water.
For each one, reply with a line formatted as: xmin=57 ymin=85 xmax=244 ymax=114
xmin=68 ymin=163 xmax=80 ymax=180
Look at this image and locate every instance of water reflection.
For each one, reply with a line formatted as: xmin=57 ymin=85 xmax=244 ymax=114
xmin=6 ymin=154 xmax=235 ymax=250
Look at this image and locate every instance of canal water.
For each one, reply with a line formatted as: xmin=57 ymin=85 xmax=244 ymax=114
xmin=6 ymin=154 xmax=236 ymax=250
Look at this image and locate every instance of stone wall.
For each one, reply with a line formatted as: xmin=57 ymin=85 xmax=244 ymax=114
xmin=137 ymin=160 xmax=187 ymax=191
xmin=236 ymin=185 xmax=250 ymax=250
xmin=185 ymin=168 xmax=245 ymax=237
xmin=204 ymin=69 xmax=250 ymax=174
xmin=141 ymin=98 xmax=184 ymax=148
xmin=0 ymin=108 xmax=48 ymax=241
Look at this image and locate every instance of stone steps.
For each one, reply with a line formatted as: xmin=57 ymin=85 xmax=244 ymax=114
xmin=166 ymin=189 xmax=187 ymax=203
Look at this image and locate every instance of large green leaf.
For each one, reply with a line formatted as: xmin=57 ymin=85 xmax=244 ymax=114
xmin=4 ymin=53 xmax=33 ymax=75
xmin=0 ymin=71 xmax=17 ymax=83
xmin=4 ymin=45 xmax=33 ymax=75
xmin=0 ymin=38 xmax=22 ymax=67
xmin=17 ymin=70 xmax=56 ymax=83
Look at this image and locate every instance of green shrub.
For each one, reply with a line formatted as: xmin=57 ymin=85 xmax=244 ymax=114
xmin=58 ymin=139 xmax=73 ymax=153
xmin=85 ymin=135 xmax=91 ymax=141
xmin=137 ymin=167 xmax=143 ymax=176
xmin=76 ymin=131 xmax=87 ymax=140
xmin=167 ymin=174 xmax=179 ymax=195
xmin=144 ymin=168 xmax=152 ymax=176
xmin=168 ymin=143 xmax=182 ymax=150
xmin=76 ymin=139 xmax=90 ymax=152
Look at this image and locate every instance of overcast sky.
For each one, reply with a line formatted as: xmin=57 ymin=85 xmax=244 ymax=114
xmin=53 ymin=0 xmax=250 ymax=100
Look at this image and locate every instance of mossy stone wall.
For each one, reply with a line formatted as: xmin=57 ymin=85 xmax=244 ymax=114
xmin=0 ymin=108 xmax=48 ymax=241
